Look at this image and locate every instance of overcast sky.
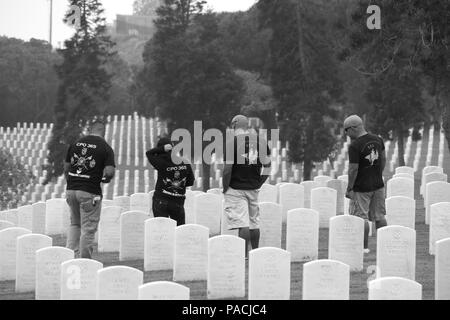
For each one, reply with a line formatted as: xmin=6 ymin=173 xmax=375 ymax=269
xmin=0 ymin=0 xmax=257 ymax=47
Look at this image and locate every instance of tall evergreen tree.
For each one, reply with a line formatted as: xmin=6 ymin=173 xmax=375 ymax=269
xmin=257 ymin=0 xmax=343 ymax=180
xmin=136 ymin=0 xmax=243 ymax=190
xmin=344 ymin=0 xmax=436 ymax=166
xmin=44 ymin=0 xmax=115 ymax=183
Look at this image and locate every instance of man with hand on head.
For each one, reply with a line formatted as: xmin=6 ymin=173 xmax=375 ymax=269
xmin=146 ymin=137 xmax=195 ymax=226
xmin=344 ymin=115 xmax=387 ymax=254
xmin=223 ymin=115 xmax=271 ymax=258
xmin=64 ymin=119 xmax=115 ymax=259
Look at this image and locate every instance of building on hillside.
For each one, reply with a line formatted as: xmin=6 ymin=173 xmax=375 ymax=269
xmin=115 ymin=15 xmax=155 ymax=37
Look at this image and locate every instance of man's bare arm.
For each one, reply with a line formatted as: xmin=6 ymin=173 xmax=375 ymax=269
xmin=222 ymin=163 xmax=233 ymax=193
xmin=347 ymin=163 xmax=359 ymax=193
xmin=63 ymin=162 xmax=71 ymax=181
xmin=380 ymin=150 xmax=386 ymax=173
xmin=102 ymin=165 xmax=115 ymax=183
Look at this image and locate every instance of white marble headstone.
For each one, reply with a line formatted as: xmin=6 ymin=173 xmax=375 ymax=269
xmin=101 ymin=199 xmax=113 ymax=208
xmin=98 ymin=206 xmax=122 ymax=253
xmin=113 ymin=196 xmax=130 ymax=213
xmin=35 ymin=247 xmax=74 ymax=300
xmin=376 ymin=226 xmax=416 ymax=280
xmin=395 ymin=166 xmax=414 ymax=176
xmin=1 ymin=209 xmax=18 ymax=225
xmin=327 ymin=179 xmax=347 ymax=216
xmin=328 ymin=215 xmax=364 ymax=272
xmin=17 ymin=205 xmax=33 ymax=231
xmin=425 ymin=181 xmax=450 ymax=225
xmin=96 ymin=266 xmax=143 ymax=300
xmin=385 ymin=196 xmax=416 ymax=229
xmin=429 ymin=202 xmax=450 ymax=255
xmin=130 ymin=193 xmax=151 ymax=216
xmin=435 ymin=238 xmax=450 ymax=300
xmin=45 ymin=199 xmax=70 ymax=235
xmin=61 ymin=259 xmax=103 ymax=300
xmin=32 ymin=202 xmax=46 ymax=234
xmin=300 ymin=181 xmax=318 ymax=209
xmin=139 ymin=281 xmax=189 ymax=300
xmin=173 ymin=224 xmax=209 ymax=281
xmin=311 ymin=187 xmax=337 ymax=228
xmin=0 ymin=220 xmax=14 ymax=231
xmin=421 ymin=166 xmax=443 ymax=195
xmin=248 ymin=248 xmax=291 ymax=300
xmin=207 ymin=235 xmax=245 ymax=299
xmin=119 ymin=211 xmax=148 ymax=261
xmin=302 ymin=259 xmax=350 ymax=300
xmin=387 ymin=178 xmax=414 ymax=199
xmin=393 ymin=173 xmax=414 ymax=180
xmin=144 ymin=217 xmax=176 ymax=271
xmin=258 ymin=184 xmax=278 ymax=203
xmin=207 ymin=188 xmax=224 ymax=202
xmin=286 ymin=208 xmax=319 ymax=262
xmin=0 ymin=227 xmax=31 ymax=281
xmin=184 ymin=190 xmax=196 ymax=224
xmin=259 ymin=202 xmax=282 ymax=248
xmin=15 ymin=233 xmax=52 ymax=293
xmin=194 ymin=193 xmax=222 ymax=236
xmin=314 ymin=175 xmax=332 ymax=187
xmin=279 ymin=183 xmax=304 ymax=223
xmin=368 ymin=277 xmax=422 ymax=300
xmin=423 ymin=172 xmax=447 ymax=200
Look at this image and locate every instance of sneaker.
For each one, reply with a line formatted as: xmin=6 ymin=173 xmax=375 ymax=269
xmin=364 ymin=248 xmax=370 ymax=254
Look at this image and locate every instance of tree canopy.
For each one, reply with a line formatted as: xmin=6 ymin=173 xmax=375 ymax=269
xmin=0 ymin=37 xmax=60 ymax=127
xmin=45 ymin=0 xmax=116 ymax=183
xmin=135 ymin=0 xmax=243 ymax=189
xmin=257 ymin=0 xmax=343 ymax=180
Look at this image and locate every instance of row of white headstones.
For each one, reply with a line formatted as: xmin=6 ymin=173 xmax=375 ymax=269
xmin=0 ymin=227 xmax=444 ymax=300
xmin=0 ymin=115 xmax=294 ymax=201
xmin=1 ymin=164 xmax=450 ymax=299
xmin=0 ymin=115 xmax=167 ymax=203
xmin=2 ymin=118 xmax=443 ymax=204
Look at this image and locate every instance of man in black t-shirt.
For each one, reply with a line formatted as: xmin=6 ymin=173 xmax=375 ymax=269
xmin=223 ymin=115 xmax=271 ymax=258
xmin=344 ymin=115 xmax=387 ymax=253
xmin=64 ymin=120 xmax=115 ymax=259
xmin=146 ymin=137 xmax=194 ymax=226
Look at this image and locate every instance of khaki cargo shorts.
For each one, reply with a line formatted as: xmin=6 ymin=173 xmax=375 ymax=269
xmin=224 ymin=187 xmax=260 ymax=230
xmin=350 ymin=187 xmax=386 ymax=222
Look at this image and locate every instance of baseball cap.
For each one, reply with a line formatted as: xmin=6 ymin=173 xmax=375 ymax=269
xmin=157 ymin=137 xmax=172 ymax=148
xmin=231 ymin=115 xmax=249 ymax=130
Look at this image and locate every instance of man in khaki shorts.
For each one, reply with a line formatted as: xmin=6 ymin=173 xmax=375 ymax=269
xmin=223 ymin=115 xmax=271 ymax=258
xmin=344 ymin=115 xmax=387 ymax=253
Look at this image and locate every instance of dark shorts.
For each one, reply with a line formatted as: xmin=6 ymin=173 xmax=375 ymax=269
xmin=350 ymin=187 xmax=386 ymax=222
xmin=152 ymin=197 xmax=185 ymax=226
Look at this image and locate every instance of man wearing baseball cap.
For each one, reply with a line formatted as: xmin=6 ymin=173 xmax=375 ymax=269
xmin=223 ymin=115 xmax=271 ymax=258
xmin=344 ymin=115 xmax=387 ymax=254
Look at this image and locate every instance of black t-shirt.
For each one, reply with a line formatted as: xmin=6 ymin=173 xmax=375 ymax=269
xmin=65 ymin=135 xmax=115 ymax=196
xmin=228 ymin=132 xmax=271 ymax=190
xmin=146 ymin=146 xmax=195 ymax=204
xmin=348 ymin=133 xmax=385 ymax=192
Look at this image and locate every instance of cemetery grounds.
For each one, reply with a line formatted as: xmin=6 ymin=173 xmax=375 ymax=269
xmin=0 ymin=180 xmax=435 ymax=300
